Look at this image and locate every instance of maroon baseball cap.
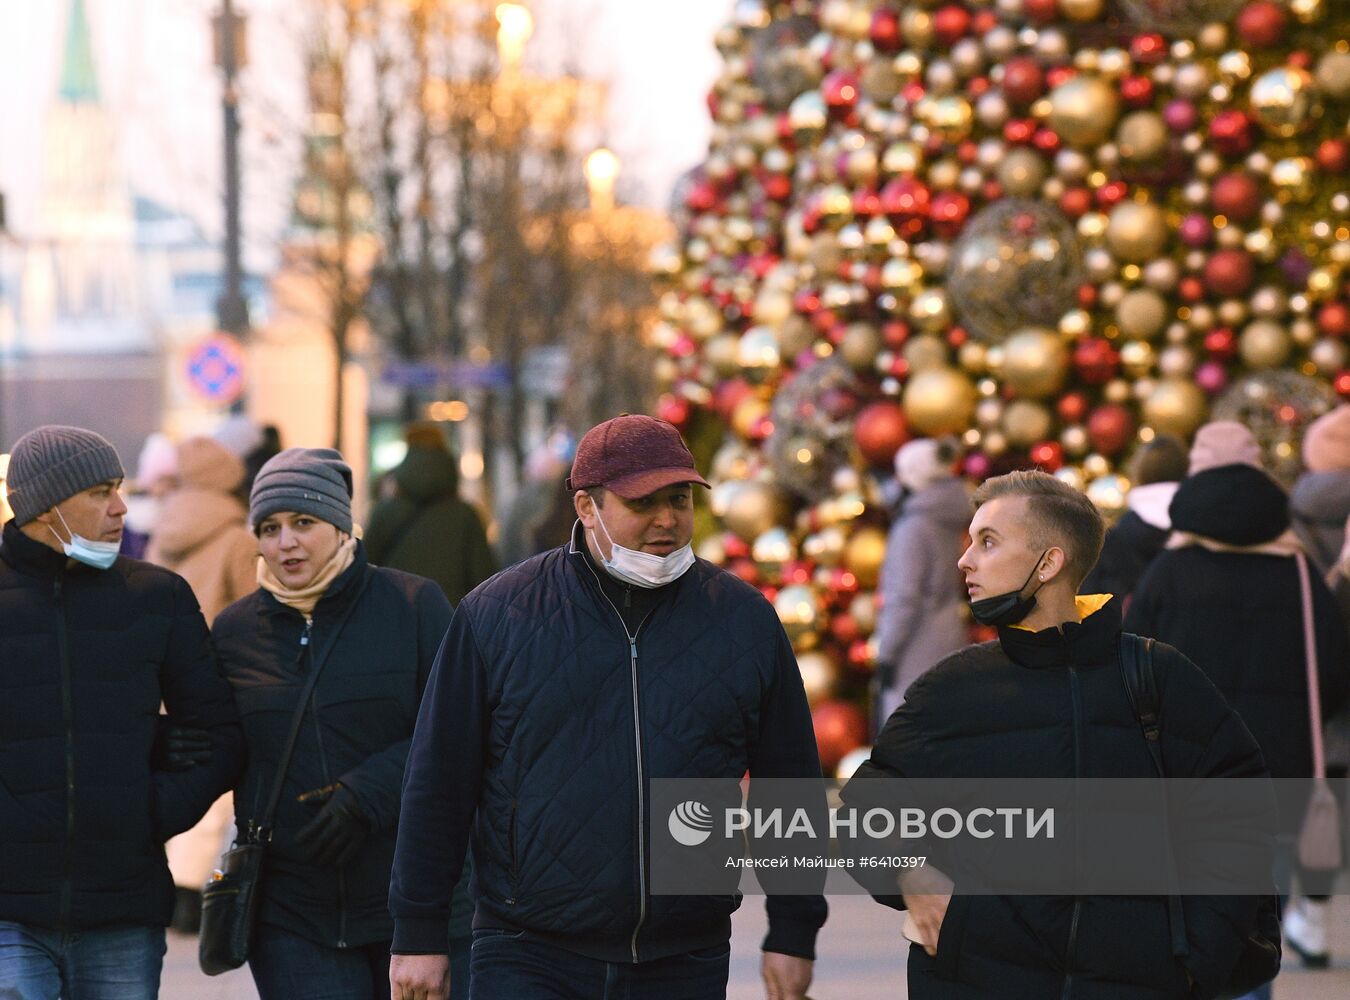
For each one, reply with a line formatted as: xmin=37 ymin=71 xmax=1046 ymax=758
xmin=566 ymin=414 xmax=711 ymax=499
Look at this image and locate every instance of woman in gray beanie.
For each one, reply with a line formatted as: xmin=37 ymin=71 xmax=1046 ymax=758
xmin=210 ymin=448 xmax=470 ymax=999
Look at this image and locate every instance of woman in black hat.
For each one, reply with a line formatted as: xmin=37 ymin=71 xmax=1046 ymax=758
xmin=212 ymin=448 xmax=465 ymax=1000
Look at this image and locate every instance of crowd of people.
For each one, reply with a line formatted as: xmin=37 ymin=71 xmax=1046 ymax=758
xmin=0 ymin=406 xmax=1345 ymax=1000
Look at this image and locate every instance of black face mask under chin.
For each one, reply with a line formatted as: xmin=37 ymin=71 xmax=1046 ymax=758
xmin=969 ymin=551 xmax=1049 ymax=628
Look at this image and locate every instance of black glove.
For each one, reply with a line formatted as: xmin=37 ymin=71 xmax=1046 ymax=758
xmin=295 ymin=782 xmax=369 ymax=868
xmin=153 ymin=721 xmax=213 ymax=771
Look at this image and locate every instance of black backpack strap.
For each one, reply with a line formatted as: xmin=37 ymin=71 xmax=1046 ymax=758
xmin=1119 ymin=633 xmax=1190 ymax=960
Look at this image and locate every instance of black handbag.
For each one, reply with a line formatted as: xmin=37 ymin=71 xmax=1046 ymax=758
xmin=1119 ymin=633 xmax=1281 ymax=1000
xmin=199 ymin=579 xmax=368 ymax=975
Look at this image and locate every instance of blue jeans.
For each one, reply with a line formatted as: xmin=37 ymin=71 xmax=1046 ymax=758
xmin=467 ymin=929 xmax=731 ymax=1000
xmin=250 ymin=927 xmax=472 ymax=1000
xmin=0 ymin=922 xmax=165 ymax=1000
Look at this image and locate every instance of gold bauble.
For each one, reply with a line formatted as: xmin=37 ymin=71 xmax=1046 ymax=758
xmin=903 ymin=367 xmax=978 ymax=435
xmin=788 ymin=91 xmax=828 ymax=145
xmin=723 ymin=481 xmax=787 ymax=541
xmin=1158 ymin=345 xmax=1196 ymax=379
xmin=753 ymin=288 xmax=794 ymax=327
xmin=847 ymin=147 xmax=880 ymax=185
xmin=1315 ymin=51 xmax=1350 ymax=101
xmin=1048 ymin=76 xmax=1121 ymax=149
xmin=1119 ymin=341 xmax=1156 ymax=378
xmin=997 ymin=148 xmax=1048 ymax=198
xmin=737 ymin=326 xmax=781 ymax=377
xmin=959 ymin=341 xmax=989 ymax=375
xmin=1003 ymin=400 xmax=1054 ymax=447
xmin=1270 ymin=157 xmax=1315 ymax=202
xmin=1061 ymin=0 xmax=1105 ymax=20
xmin=1311 ymin=339 xmax=1348 ymax=376
xmin=1250 ymin=67 xmax=1319 ymax=139
xmin=795 ymin=650 xmax=836 ymax=706
xmin=730 ymin=397 xmax=771 ymax=441
xmin=922 ymin=96 xmax=974 ymax=144
xmin=705 ymin=334 xmax=741 ymax=378
xmin=775 ymin=584 xmax=820 ymax=643
xmin=910 ymin=289 xmax=952 ymax=333
xmin=903 ymin=334 xmax=950 ymax=372
xmin=1001 ymin=328 xmax=1069 ymax=399
xmin=840 ymin=323 xmax=882 ymax=370
xmin=849 ymin=592 xmax=877 ymax=634
xmin=882 ymin=141 xmax=923 ymax=176
xmin=1239 ymin=320 xmax=1292 ymax=369
xmin=1143 ymin=379 xmax=1208 ymax=438
xmin=844 ymin=527 xmax=888 ymax=590
xmin=1106 ymin=202 xmax=1168 ymax=263
xmin=1290 ymin=0 xmax=1324 ymax=23
xmin=1062 ymin=425 xmax=1090 ymax=456
xmin=711 ymin=442 xmax=754 ymax=481
xmin=696 ymin=535 xmax=726 ymax=565
xmin=881 ymin=258 xmax=923 ymax=292
xmin=808 ymin=232 xmax=844 ymax=272
xmin=1086 ymin=475 xmax=1129 ymax=518
xmin=1116 ymin=288 xmax=1170 ymax=340
xmin=1116 ymin=111 xmax=1169 ymax=163
xmin=685 ymin=297 xmax=722 ymax=338
xmin=752 ymin=527 xmax=795 ymax=573
xmin=779 ymin=315 xmax=816 ymax=360
xmin=803 ymin=525 xmax=848 ymax=568
xmin=862 ymin=61 xmax=903 ymax=104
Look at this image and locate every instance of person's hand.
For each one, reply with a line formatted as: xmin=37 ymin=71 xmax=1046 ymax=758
xmin=295 ymin=782 xmax=369 ymax=867
xmin=390 ymin=954 xmax=449 ymax=1000
xmin=900 ymin=865 xmax=954 ymax=957
xmin=154 ymin=722 xmax=212 ymax=771
xmin=762 ymin=952 xmax=813 ymax=1000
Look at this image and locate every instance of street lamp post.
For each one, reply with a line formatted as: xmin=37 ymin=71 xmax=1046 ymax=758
xmin=214 ymin=1 xmax=250 ymax=339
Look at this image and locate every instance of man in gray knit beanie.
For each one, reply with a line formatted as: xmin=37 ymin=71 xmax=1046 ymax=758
xmin=0 ymin=425 xmax=244 ymax=994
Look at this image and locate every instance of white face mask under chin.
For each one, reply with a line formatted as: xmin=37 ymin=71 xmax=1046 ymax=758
xmin=590 ymin=508 xmax=695 ymax=589
xmin=49 ymin=508 xmax=122 ymax=570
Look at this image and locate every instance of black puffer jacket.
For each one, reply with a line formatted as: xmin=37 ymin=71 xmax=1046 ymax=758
xmin=844 ymin=596 xmax=1269 ymax=999
xmin=0 ymin=520 xmax=243 ymax=930
xmin=1126 ymin=464 xmax=1350 ymax=784
xmin=391 ymin=525 xmax=828 ymax=963
xmin=213 ymin=544 xmax=452 ymax=948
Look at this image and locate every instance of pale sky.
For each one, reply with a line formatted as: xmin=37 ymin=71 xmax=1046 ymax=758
xmin=0 ymin=0 xmax=729 ymax=264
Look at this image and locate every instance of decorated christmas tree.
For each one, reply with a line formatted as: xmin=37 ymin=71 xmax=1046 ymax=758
xmin=654 ymin=0 xmax=1350 ymax=772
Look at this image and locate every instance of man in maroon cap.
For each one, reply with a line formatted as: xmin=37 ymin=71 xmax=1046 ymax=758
xmin=390 ymin=414 xmax=828 ymax=1000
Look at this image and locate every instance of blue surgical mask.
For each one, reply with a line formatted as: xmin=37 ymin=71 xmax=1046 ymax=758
xmin=590 ymin=508 xmax=695 ymax=589
xmin=49 ymin=508 xmax=121 ymax=570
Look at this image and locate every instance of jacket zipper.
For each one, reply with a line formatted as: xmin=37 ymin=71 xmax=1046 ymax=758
xmin=506 ymin=800 xmax=519 ymax=904
xmin=578 ymin=554 xmax=655 ymax=963
xmin=1063 ymin=656 xmax=1085 ymax=999
xmin=304 ymin=614 xmax=348 ymax=949
xmin=55 ymin=574 xmax=74 ymax=929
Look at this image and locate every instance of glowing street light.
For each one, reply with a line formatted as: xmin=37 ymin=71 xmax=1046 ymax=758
xmin=495 ymin=3 xmax=533 ymax=68
xmin=584 ymin=147 xmax=621 ymax=212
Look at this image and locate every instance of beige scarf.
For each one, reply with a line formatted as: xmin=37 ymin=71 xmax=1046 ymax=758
xmin=257 ymin=534 xmax=358 ymax=618
xmin=1166 ymin=527 xmax=1305 ymax=558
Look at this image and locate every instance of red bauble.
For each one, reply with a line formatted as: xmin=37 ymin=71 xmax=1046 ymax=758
xmin=1178 ymin=276 xmax=1205 ymax=302
xmin=1032 ymin=128 xmax=1061 ymax=155
xmin=933 ymin=4 xmax=972 ymax=44
xmin=763 ymin=173 xmax=792 ymax=202
xmin=1087 ymin=404 xmax=1135 ymax=457
xmin=1319 ymin=302 xmax=1350 ymax=339
xmin=728 ymin=557 xmax=758 ymax=584
xmin=657 ymin=394 xmax=691 ymax=428
xmin=1204 ymin=327 xmax=1238 ymax=360
xmin=1210 ymin=111 xmax=1255 ymax=156
xmin=1095 ymin=181 xmax=1129 ymax=209
xmin=1211 ymin=172 xmax=1262 ymax=223
xmin=854 ymin=401 xmax=911 ymax=467
xmin=1204 ymin=249 xmax=1256 ymax=298
xmin=712 ymin=378 xmax=754 ymax=418
xmin=1130 ymin=33 xmax=1168 ymax=65
xmin=830 ymin=567 xmax=862 ymax=597
xmin=1059 ymin=188 xmax=1092 ymax=218
xmin=1336 ymin=371 xmax=1350 ymax=398
xmin=1236 ymin=1 xmax=1287 ymax=48
xmin=880 ymin=178 xmax=932 ymax=235
xmin=1022 ymin=0 xmax=1059 ymax=24
xmin=1073 ymin=338 xmax=1121 ymax=385
xmin=1030 ymin=441 xmax=1065 ymax=472
xmin=823 ymin=70 xmax=861 ymax=115
xmin=929 ymin=191 xmax=971 ymax=237
xmin=685 ymin=179 xmax=718 ymax=213
xmin=882 ymin=321 xmax=911 ymax=348
xmin=1004 ymin=119 xmax=1036 ymax=145
xmin=963 ymin=452 xmax=993 ymax=480
xmin=869 ymin=7 xmax=903 ymax=51
xmin=1057 ymin=392 xmax=1090 ymax=425
xmin=1119 ymin=75 xmax=1155 ymax=109
xmin=853 ymin=186 xmax=882 ymax=217
xmin=830 ymin=612 xmax=861 ymax=645
xmin=812 ymin=700 xmax=869 ymax=774
xmin=1316 ymin=139 xmax=1349 ymax=175
xmin=1001 ymin=57 xmax=1045 ymax=106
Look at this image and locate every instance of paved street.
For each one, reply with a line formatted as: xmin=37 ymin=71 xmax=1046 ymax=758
xmin=163 ymin=893 xmax=1350 ymax=999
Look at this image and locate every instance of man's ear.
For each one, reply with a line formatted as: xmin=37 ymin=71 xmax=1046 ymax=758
xmin=574 ymin=491 xmax=593 ymax=524
xmin=1040 ymin=546 xmax=1070 ymax=583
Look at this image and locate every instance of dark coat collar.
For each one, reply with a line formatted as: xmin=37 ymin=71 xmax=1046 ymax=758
xmin=996 ymin=594 xmax=1122 ymax=670
xmin=0 ymin=518 xmax=98 ymax=580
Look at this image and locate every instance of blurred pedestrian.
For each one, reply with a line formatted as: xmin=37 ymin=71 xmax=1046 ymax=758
xmin=0 ymin=425 xmax=243 ymax=998
xmin=497 ymin=432 xmax=578 ymax=568
xmin=364 ymin=424 xmax=495 ymax=606
xmin=1127 ymin=421 xmax=1350 ymax=987
xmin=844 ymin=469 xmax=1275 ymax=999
xmin=145 ymin=435 xmax=260 ymax=933
xmin=212 ymin=448 xmax=463 ymax=1000
xmin=121 ymin=431 xmax=179 ymax=560
xmin=390 ymin=414 xmax=828 ymax=1000
xmin=1292 ymin=404 xmax=1350 ymax=575
xmin=1080 ymin=434 xmax=1188 ymax=603
xmin=872 ymin=437 xmax=968 ymax=728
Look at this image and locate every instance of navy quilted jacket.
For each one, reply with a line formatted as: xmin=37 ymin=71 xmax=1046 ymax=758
xmin=391 ymin=526 xmax=828 ymax=962
xmin=0 ymin=520 xmax=243 ymax=930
